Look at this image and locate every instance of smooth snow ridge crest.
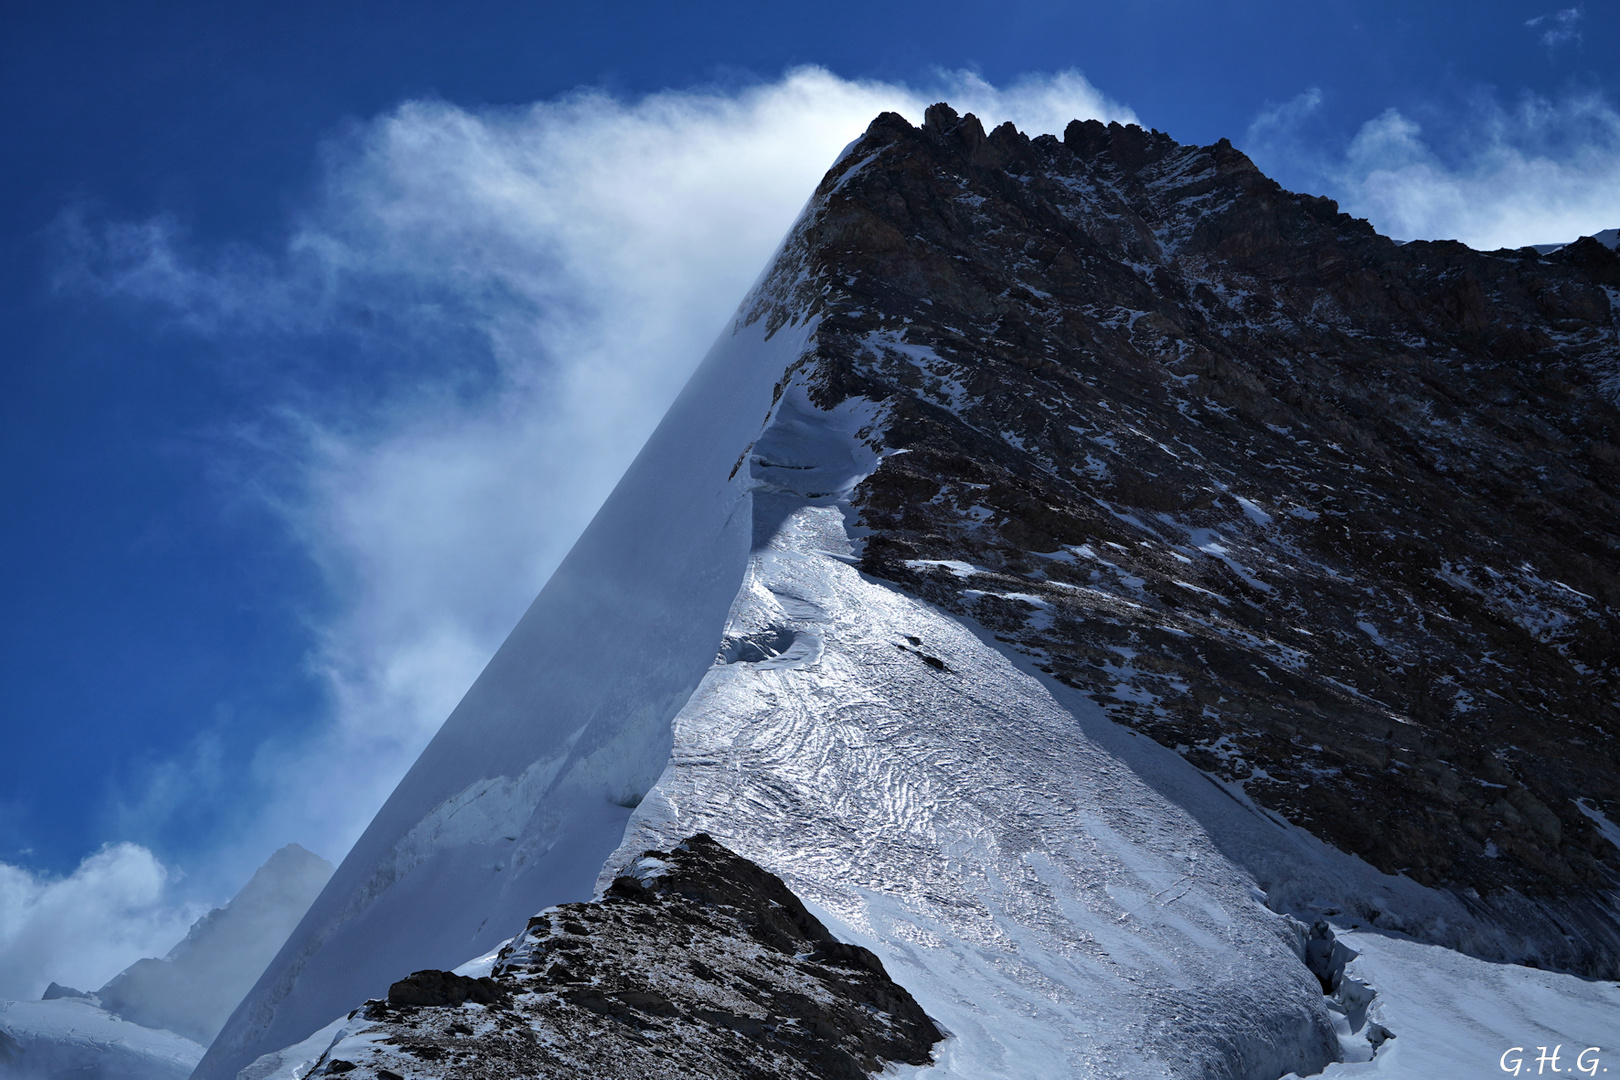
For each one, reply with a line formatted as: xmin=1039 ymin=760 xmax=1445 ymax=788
xmin=0 ymin=998 xmax=204 ymax=1080
xmin=194 ymin=307 xmax=822 ymax=1080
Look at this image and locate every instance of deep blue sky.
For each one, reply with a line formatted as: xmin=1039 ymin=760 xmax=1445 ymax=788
xmin=3 ymin=0 xmax=1615 ymax=880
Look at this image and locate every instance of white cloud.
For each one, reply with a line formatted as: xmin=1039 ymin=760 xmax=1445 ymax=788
xmin=0 ymin=844 xmax=201 ymax=999
xmin=1247 ymin=87 xmax=1323 ymax=144
xmin=1342 ymin=96 xmax=1620 ymax=248
xmin=49 ymin=67 xmax=1133 ymax=915
xmin=1247 ymin=89 xmax=1620 ymax=249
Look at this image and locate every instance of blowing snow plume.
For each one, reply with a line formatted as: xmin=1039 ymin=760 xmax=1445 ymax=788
xmin=45 ymin=69 xmax=1136 ymax=943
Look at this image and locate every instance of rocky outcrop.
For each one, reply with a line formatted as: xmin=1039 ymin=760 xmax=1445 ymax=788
xmin=301 ymin=835 xmax=942 ymax=1079
xmin=745 ymin=104 xmax=1620 ymax=972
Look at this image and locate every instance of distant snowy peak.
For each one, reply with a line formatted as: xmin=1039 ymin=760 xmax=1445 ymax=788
xmin=0 ymin=998 xmax=203 ymax=1080
xmin=97 ymin=844 xmax=333 ymax=1045
xmin=0 ymin=845 xmax=329 ymax=1080
xmin=1532 ymin=226 xmax=1620 ymax=255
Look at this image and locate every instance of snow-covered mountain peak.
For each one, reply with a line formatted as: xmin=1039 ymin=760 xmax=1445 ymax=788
xmin=197 ymin=105 xmax=1619 ymax=1080
xmin=95 ymin=844 xmax=334 ymax=1046
xmin=0 ymin=845 xmax=332 ymax=1079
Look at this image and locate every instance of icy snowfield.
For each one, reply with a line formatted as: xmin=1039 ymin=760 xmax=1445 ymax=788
xmin=0 ymin=998 xmax=203 ymax=1080
xmin=601 ymin=366 xmax=1362 ymax=1078
xmin=603 ymin=371 xmax=1620 ymax=1078
xmin=1299 ymin=927 xmax=1619 ymax=1078
xmin=609 ymin=501 xmax=1333 ymax=1078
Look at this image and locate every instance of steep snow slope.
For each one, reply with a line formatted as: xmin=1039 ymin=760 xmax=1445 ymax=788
xmin=195 ymin=310 xmax=818 ymax=1080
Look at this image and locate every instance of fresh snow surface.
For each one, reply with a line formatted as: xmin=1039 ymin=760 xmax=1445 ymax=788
xmin=1296 ymin=925 xmax=1620 ymax=1079
xmin=0 ymin=998 xmax=202 ymax=1080
xmin=196 ymin=314 xmax=818 ymax=1080
xmin=233 ymin=1017 xmax=346 ymax=1080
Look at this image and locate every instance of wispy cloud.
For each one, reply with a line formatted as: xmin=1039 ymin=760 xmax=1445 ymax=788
xmin=39 ymin=67 xmax=1134 ymax=973
xmin=1245 ymin=88 xmax=1620 ymax=249
xmin=1526 ymin=7 xmax=1583 ymax=49
xmin=1247 ymin=87 xmax=1324 ymax=143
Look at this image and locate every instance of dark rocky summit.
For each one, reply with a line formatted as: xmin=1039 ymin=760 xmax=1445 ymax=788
xmin=744 ymin=105 xmax=1620 ymax=972
xmin=303 ymin=835 xmax=943 ymax=1079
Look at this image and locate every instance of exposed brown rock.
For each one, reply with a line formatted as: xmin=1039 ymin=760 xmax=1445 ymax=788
xmin=744 ymin=105 xmax=1620 ymax=938
xmin=306 ymin=835 xmax=943 ymax=1079
xmin=387 ymin=971 xmax=506 ymax=1009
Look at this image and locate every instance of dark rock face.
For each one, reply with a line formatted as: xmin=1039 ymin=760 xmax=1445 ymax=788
xmin=40 ymin=982 xmax=91 ymax=1001
xmin=387 ymin=971 xmax=507 ymax=1009
xmin=308 ymin=835 xmax=943 ymax=1079
xmin=745 ymin=105 xmax=1620 ymax=970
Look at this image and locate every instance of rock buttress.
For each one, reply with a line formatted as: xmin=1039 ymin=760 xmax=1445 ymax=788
xmin=302 ymin=835 xmax=944 ymax=1080
xmin=744 ymin=102 xmax=1620 ymax=974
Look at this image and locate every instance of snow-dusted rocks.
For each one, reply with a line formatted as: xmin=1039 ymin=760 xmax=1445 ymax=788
xmin=286 ymin=835 xmax=943 ymax=1080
